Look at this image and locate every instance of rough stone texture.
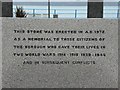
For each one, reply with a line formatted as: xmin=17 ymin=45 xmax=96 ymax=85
xmin=2 ymin=18 xmax=118 ymax=88
xmin=2 ymin=2 xmax=13 ymax=17
xmin=118 ymin=17 xmax=120 ymax=90
xmin=87 ymin=0 xmax=103 ymax=18
xmin=0 ymin=17 xmax=2 ymax=90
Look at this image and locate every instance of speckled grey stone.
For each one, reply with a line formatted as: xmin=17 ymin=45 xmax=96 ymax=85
xmin=0 ymin=17 xmax=2 ymax=90
xmin=2 ymin=18 xmax=118 ymax=88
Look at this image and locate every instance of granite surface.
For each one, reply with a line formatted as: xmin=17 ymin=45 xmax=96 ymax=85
xmin=2 ymin=18 xmax=118 ymax=88
xmin=0 ymin=17 xmax=2 ymax=90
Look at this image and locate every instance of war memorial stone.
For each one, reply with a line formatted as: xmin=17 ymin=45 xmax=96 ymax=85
xmin=1 ymin=0 xmax=119 ymax=90
xmin=2 ymin=18 xmax=118 ymax=89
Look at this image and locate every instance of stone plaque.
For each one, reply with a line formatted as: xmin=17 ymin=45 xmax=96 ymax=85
xmin=2 ymin=18 xmax=118 ymax=89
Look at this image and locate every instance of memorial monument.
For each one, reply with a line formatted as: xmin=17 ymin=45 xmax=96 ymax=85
xmin=1 ymin=0 xmax=119 ymax=90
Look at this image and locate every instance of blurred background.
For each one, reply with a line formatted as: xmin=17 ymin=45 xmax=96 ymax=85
xmin=13 ymin=0 xmax=120 ymax=19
